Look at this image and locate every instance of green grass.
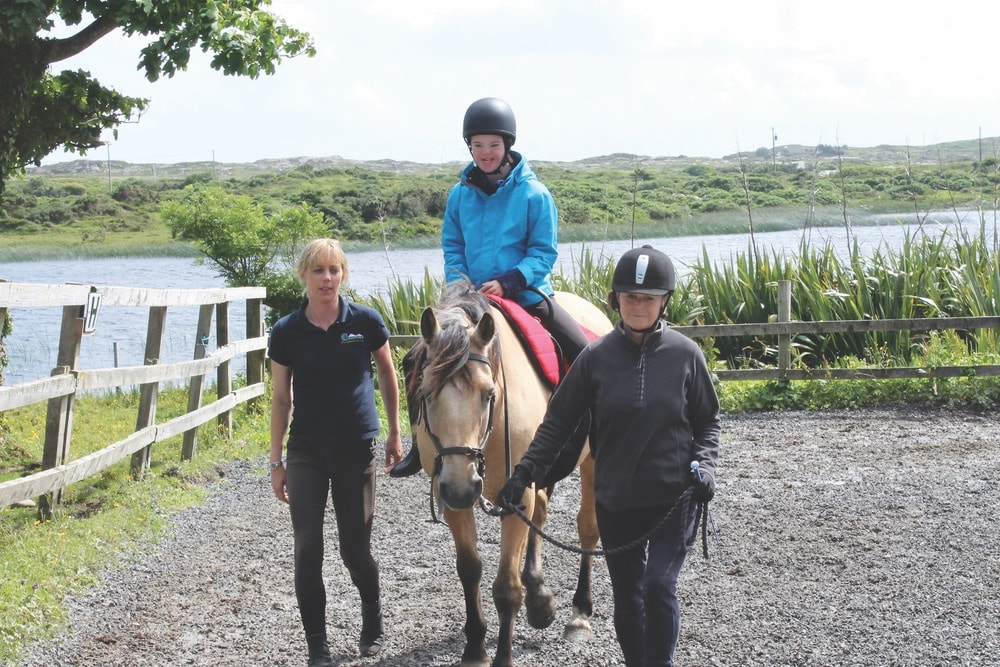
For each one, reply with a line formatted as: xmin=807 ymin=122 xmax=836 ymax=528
xmin=0 ymin=239 xmax=199 ymax=262
xmin=0 ymin=386 xmax=269 ymax=662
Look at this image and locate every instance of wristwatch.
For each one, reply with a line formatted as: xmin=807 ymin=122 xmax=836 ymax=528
xmin=269 ymin=460 xmax=284 ymax=470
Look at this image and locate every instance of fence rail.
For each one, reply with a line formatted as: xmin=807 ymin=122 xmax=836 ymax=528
xmin=676 ymin=280 xmax=1000 ymax=381
xmin=675 ymin=317 xmax=1000 ymax=381
xmin=0 ymin=281 xmax=266 ymax=513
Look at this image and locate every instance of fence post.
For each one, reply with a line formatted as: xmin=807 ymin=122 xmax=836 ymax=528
xmin=246 ymin=297 xmax=265 ymax=411
xmin=130 ymin=306 xmax=166 ymax=478
xmin=181 ymin=303 xmax=214 ymax=460
xmin=778 ymin=280 xmax=791 ymax=371
xmin=216 ymin=301 xmax=232 ymax=437
xmin=0 ymin=304 xmax=7 ymax=384
xmin=38 ymin=304 xmax=84 ymax=516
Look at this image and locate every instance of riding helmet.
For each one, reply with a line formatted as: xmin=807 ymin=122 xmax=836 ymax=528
xmin=612 ymin=245 xmax=676 ymax=295
xmin=463 ymin=98 xmax=516 ymax=146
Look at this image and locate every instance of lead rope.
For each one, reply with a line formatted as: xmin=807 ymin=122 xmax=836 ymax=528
xmin=483 ymin=488 xmax=716 ymax=559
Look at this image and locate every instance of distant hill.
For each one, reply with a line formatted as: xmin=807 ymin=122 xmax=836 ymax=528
xmin=27 ymin=137 xmax=1000 ymax=179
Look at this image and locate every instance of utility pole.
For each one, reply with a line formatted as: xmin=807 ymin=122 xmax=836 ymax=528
xmin=106 ymin=142 xmax=112 ymax=195
xmin=771 ymin=127 xmax=777 ymax=175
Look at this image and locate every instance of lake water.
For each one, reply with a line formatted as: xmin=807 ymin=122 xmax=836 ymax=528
xmin=1 ymin=209 xmax=992 ymax=385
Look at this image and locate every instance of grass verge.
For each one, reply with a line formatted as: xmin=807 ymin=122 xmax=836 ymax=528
xmin=0 ymin=386 xmax=270 ymax=663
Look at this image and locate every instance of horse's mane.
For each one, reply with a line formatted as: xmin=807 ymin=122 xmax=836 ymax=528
xmin=415 ymin=282 xmax=500 ymax=398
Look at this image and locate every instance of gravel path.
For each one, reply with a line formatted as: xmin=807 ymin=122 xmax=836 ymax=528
xmin=17 ymin=406 xmax=1000 ymax=666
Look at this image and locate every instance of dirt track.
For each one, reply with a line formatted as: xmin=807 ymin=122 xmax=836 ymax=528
xmin=17 ymin=405 xmax=1000 ymax=666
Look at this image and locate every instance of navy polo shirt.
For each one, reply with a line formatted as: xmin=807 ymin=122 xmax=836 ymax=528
xmin=267 ymin=297 xmax=389 ymax=442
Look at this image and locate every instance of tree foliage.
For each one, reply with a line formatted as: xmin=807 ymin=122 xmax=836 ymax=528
xmin=162 ymin=185 xmax=326 ymax=286
xmin=0 ymin=0 xmax=314 ymax=194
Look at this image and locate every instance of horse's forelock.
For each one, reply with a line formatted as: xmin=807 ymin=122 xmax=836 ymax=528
xmin=421 ymin=294 xmax=496 ymax=397
xmin=422 ymin=308 xmax=472 ymax=396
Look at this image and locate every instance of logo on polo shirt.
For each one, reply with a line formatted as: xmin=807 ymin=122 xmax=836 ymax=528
xmin=340 ymin=332 xmax=365 ymax=344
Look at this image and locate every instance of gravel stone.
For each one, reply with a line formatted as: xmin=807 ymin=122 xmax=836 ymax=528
xmin=17 ymin=405 xmax=1000 ymax=666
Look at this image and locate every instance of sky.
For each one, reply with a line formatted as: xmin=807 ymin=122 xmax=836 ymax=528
xmin=39 ymin=0 xmax=1000 ymax=167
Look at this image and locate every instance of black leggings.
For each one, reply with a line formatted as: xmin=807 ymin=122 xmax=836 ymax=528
xmin=285 ymin=437 xmax=380 ymax=638
xmin=597 ymin=501 xmax=697 ymax=667
xmin=525 ymin=297 xmax=591 ymax=367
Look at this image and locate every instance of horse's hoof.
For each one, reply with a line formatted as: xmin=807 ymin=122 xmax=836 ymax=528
xmin=460 ymin=648 xmax=491 ymax=667
xmin=460 ymin=660 xmax=491 ymax=667
xmin=525 ymin=602 xmax=556 ymax=629
xmin=563 ymin=617 xmax=593 ymax=643
xmin=525 ymin=586 xmax=556 ymax=629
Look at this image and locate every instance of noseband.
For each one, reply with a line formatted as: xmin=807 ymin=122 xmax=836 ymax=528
xmin=422 ymin=351 xmax=496 ymax=479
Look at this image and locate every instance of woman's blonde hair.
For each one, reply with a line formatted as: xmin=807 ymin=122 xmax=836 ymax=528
xmin=296 ymin=238 xmax=349 ymax=285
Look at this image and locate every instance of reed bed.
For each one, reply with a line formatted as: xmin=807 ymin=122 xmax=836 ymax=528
xmin=370 ymin=223 xmax=1000 ymax=375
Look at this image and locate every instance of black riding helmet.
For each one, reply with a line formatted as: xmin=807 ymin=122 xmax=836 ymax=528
xmin=612 ymin=245 xmax=676 ymax=296
xmin=608 ymin=245 xmax=676 ymax=331
xmin=463 ymin=97 xmax=517 ymax=147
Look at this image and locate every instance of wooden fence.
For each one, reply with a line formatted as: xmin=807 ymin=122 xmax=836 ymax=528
xmin=0 ymin=281 xmax=267 ymax=515
xmin=675 ymin=281 xmax=1000 ymax=381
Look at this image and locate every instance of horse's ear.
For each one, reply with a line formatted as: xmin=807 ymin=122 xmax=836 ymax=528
xmin=474 ymin=312 xmax=495 ymax=347
xmin=420 ymin=307 xmax=440 ymax=343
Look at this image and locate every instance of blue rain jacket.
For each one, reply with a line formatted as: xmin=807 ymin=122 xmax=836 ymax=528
xmin=441 ymin=152 xmax=557 ymax=307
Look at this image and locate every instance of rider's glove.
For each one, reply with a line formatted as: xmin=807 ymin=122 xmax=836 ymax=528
xmin=497 ymin=465 xmax=532 ymax=511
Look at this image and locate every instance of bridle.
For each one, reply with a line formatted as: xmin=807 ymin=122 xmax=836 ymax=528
xmin=420 ymin=348 xmax=512 ymax=523
xmin=421 ymin=351 xmax=496 ymax=481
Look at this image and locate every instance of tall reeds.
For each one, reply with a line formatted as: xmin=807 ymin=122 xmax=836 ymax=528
xmin=368 ymin=221 xmax=998 ymax=373
xmin=684 ymin=223 xmax=999 ymax=368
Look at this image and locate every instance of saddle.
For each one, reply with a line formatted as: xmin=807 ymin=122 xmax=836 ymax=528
xmin=483 ymin=293 xmax=597 ymax=387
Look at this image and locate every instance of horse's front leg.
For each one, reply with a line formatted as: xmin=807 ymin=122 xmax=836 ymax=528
xmin=522 ymin=487 xmax=556 ymax=630
xmin=566 ymin=454 xmax=598 ymax=642
xmin=446 ymin=507 xmax=489 ymax=667
xmin=491 ymin=496 xmax=534 ymax=667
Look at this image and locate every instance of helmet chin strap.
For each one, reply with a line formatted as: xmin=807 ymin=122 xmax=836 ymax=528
xmin=624 ymin=320 xmax=660 ymax=336
xmin=487 ymin=155 xmax=512 ymax=177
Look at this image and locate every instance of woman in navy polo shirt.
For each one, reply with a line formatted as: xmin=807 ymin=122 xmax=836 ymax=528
xmin=267 ymin=238 xmax=403 ymax=666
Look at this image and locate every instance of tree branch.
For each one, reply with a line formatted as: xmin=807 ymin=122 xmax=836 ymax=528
xmin=40 ymin=14 xmax=121 ymax=65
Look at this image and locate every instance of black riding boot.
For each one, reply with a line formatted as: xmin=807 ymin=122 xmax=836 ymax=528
xmin=391 ymin=349 xmax=423 ymax=478
xmin=390 ymin=439 xmax=422 ymax=477
xmin=359 ymin=601 xmax=384 ymax=657
xmin=305 ymin=632 xmax=333 ymax=667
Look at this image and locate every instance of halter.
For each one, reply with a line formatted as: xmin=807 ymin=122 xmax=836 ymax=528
xmin=421 ymin=352 xmax=496 ymax=482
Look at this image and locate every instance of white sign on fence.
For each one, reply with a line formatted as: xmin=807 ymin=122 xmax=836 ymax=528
xmin=83 ymin=289 xmax=102 ymax=335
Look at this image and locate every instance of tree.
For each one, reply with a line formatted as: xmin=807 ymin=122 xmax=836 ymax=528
xmin=162 ymin=185 xmax=328 ymax=322
xmin=0 ymin=0 xmax=314 ymax=194
xmin=163 ymin=185 xmax=326 ymax=284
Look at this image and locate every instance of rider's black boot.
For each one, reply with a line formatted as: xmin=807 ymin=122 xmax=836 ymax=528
xmin=390 ymin=439 xmax=422 ymax=477
xmin=392 ymin=348 xmax=423 ymax=478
